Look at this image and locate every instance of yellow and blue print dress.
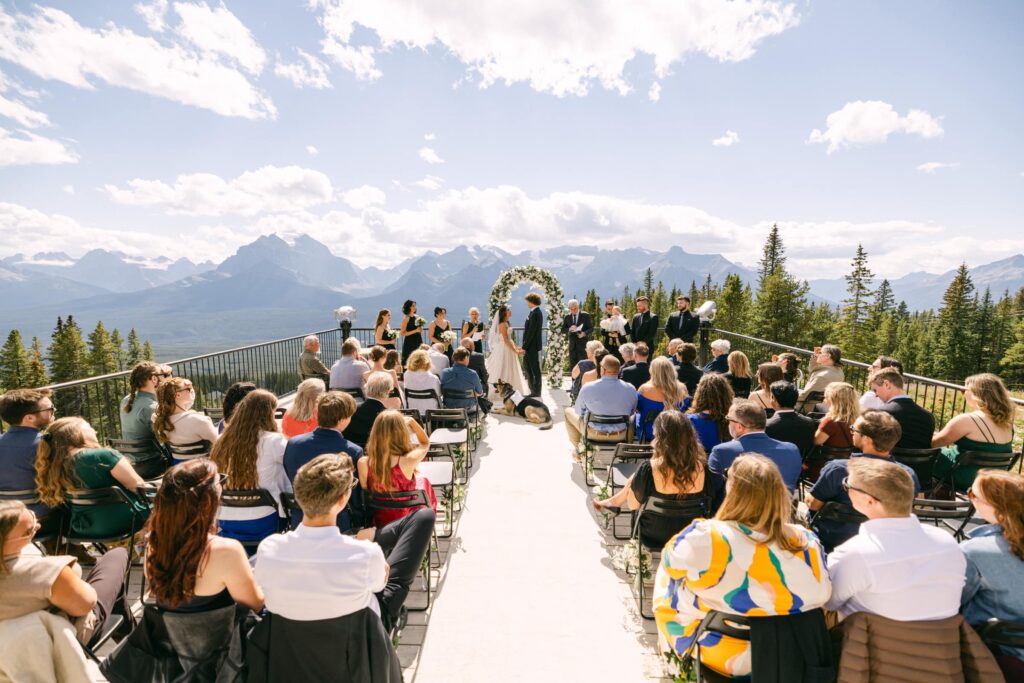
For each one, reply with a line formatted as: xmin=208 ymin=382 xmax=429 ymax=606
xmin=654 ymin=518 xmax=831 ymax=679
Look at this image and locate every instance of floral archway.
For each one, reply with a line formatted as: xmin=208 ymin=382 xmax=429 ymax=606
xmin=487 ymin=265 xmax=566 ymax=388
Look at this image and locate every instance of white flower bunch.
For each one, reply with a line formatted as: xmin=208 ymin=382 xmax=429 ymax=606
xmin=334 ymin=305 xmax=356 ymax=321
xmin=441 ymin=330 xmax=458 ymax=345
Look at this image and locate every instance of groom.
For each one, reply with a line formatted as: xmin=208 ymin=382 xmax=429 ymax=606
xmin=521 ymin=292 xmax=544 ymax=397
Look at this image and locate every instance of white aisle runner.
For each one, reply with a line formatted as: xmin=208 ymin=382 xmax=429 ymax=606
xmin=414 ymin=387 xmax=663 ymax=682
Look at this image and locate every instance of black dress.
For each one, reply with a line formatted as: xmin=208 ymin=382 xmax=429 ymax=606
xmin=464 ymin=321 xmax=484 ymax=354
xmin=430 ymin=321 xmax=453 ymax=361
xmin=375 ymin=326 xmax=396 ymax=352
xmin=401 ymin=316 xmax=423 ymax=366
xmin=724 ymin=373 xmax=752 ymax=398
xmin=629 ymin=461 xmax=725 ymax=549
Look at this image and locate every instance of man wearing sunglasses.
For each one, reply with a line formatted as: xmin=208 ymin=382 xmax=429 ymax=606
xmin=0 ymin=389 xmax=58 ymax=534
xmin=825 ymin=457 xmax=965 ymax=622
xmin=806 ymin=410 xmax=920 ymax=551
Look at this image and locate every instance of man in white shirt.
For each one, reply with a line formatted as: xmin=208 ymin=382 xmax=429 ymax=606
xmin=255 ymin=453 xmax=434 ymax=632
xmin=826 ymin=457 xmax=965 ymax=621
xmin=329 ymin=338 xmax=370 ymax=391
xmin=427 ymin=343 xmax=450 ymax=376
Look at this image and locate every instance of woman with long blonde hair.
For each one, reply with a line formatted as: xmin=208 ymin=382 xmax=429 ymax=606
xmin=210 ymin=389 xmax=289 ymax=545
xmin=153 ymin=377 xmax=219 ymax=461
xmin=814 ymin=381 xmax=860 ymax=447
xmin=357 ymin=410 xmax=437 ymax=528
xmin=933 ymin=372 xmax=1016 ymax=491
xmin=35 ymin=417 xmax=149 ymax=538
xmin=281 ymin=378 xmax=325 ymax=438
xmin=635 ymin=357 xmax=689 ymax=442
xmin=654 ymin=454 xmax=831 ymax=679
xmin=724 ymin=351 xmax=752 ymax=398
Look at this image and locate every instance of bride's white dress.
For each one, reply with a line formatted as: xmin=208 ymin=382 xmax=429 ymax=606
xmin=485 ymin=323 xmax=528 ymax=396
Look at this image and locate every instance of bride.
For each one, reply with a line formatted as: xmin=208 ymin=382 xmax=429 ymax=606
xmin=485 ymin=303 xmax=529 ymax=396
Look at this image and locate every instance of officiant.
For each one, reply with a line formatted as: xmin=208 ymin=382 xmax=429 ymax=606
xmin=561 ymin=299 xmax=592 ymax=369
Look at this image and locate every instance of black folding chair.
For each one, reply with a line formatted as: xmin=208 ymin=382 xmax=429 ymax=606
xmin=976 ymin=618 xmax=1024 ymax=657
xmin=942 ymin=450 xmax=1021 ymax=493
xmin=809 ymin=501 xmax=867 ymax=548
xmin=405 ymin=388 xmax=442 ymax=414
xmin=682 ymin=611 xmax=752 ymax=683
xmin=798 ymin=391 xmax=824 ymax=415
xmin=202 ymin=407 xmax=224 ymax=423
xmin=426 ymin=408 xmax=472 ymax=481
xmin=637 ymin=410 xmax=660 ymax=445
xmin=891 ymin=447 xmax=941 ymax=494
xmin=108 ymin=437 xmax=169 ymax=481
xmin=442 ymin=388 xmax=482 ymax=444
xmin=362 ymin=489 xmax=438 ymax=611
xmin=420 ymin=447 xmax=457 ymax=538
xmin=0 ymin=489 xmax=60 ymax=551
xmin=339 ymin=387 xmax=366 ymax=404
xmin=581 ymin=413 xmax=632 ymax=486
xmin=166 ymin=439 xmax=212 ymax=464
xmin=800 ymin=445 xmax=854 ymax=493
xmin=274 ymin=407 xmax=287 ymax=420
xmin=912 ymin=497 xmax=975 ymax=541
xmin=81 ymin=613 xmax=126 ymax=664
xmin=603 ymin=444 xmax=653 ymax=540
xmin=398 ymin=408 xmax=424 ymax=426
xmin=279 ymin=491 xmax=300 ymax=530
xmin=218 ymin=488 xmax=281 ymax=554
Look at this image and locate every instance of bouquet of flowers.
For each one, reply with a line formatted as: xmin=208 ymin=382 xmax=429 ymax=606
xmin=382 ymin=328 xmax=398 ymax=341
xmin=441 ymin=330 xmax=458 ymax=345
xmin=413 ymin=315 xmax=426 ymax=328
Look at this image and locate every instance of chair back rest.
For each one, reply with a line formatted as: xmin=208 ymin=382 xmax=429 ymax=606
xmin=398 ymin=408 xmax=423 ymax=425
xmin=203 ymin=407 xmax=224 ymax=422
xmin=107 ymin=438 xmax=161 ymax=454
xmin=612 ymin=443 xmax=654 ymax=460
xmin=585 ymin=413 xmax=632 ymax=426
xmin=443 ymin=388 xmax=477 ymax=400
xmin=814 ymin=501 xmax=868 ymax=525
xmin=274 ymin=407 xmax=287 ymax=419
xmin=891 ymin=447 xmax=941 ymax=466
xmin=0 ymin=488 xmax=41 ymax=504
xmin=817 ymin=446 xmax=854 ymax=461
xmin=363 ymin=488 xmax=430 ymax=511
xmin=220 ymin=488 xmax=278 ymax=510
xmin=167 ymin=439 xmax=211 ymax=458
xmin=65 ymin=486 xmax=135 ymax=508
xmin=405 ymin=388 xmax=441 ymax=409
xmin=342 ymin=388 xmax=365 ymax=401
xmin=426 ymin=408 xmax=468 ymax=429
xmin=977 ymin=619 xmax=1024 ymax=649
xmin=912 ymin=497 xmax=973 ymax=520
xmin=957 ymin=450 xmax=1018 ymax=470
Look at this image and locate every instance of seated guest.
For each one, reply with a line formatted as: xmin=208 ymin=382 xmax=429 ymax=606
xmin=635 ymin=357 xmax=688 ymax=442
xmin=765 ymin=381 xmax=819 ymax=457
xmin=686 ymin=373 xmax=733 ymax=452
xmin=654 ymin=454 xmax=831 ymax=680
xmin=218 ymin=381 xmax=257 ymax=433
xmin=298 ymin=335 xmax=331 ymax=385
xmin=363 ymin=346 xmax=402 ymax=409
xmin=564 ymin=355 xmax=638 ymax=449
xmin=702 ymin=339 xmax=730 ymax=374
xmin=674 ymin=343 xmax=703 ymax=397
xmin=776 ymin=352 xmax=803 ymax=386
xmin=813 ymin=382 xmax=859 ymax=448
xmin=119 ymin=361 xmax=171 ymax=444
xmin=210 ymin=390 xmax=290 ymax=544
xmin=860 ymin=355 xmax=903 ymax=411
xmin=580 ymin=348 xmax=609 ymax=390
xmin=404 ymin=350 xmax=442 ymax=416
xmin=709 ymin=402 xmax=801 ymax=490
xmin=749 ymin=361 xmax=783 ymax=412
xmin=0 ymin=389 xmax=58 ymax=534
xmin=441 ymin=348 xmax=485 ymax=413
xmin=257 ymin=453 xmax=434 ymax=633
xmin=570 ymin=340 xmax=603 ymax=400
xmin=281 ymin=378 xmax=325 ymax=439
xmin=666 ymin=338 xmax=682 ymax=365
xmin=960 ymin=471 xmax=1024 ymax=664
xmin=0 ymin=500 xmax=129 ymax=646
xmin=460 ymin=337 xmax=488 ymax=388
xmin=826 ymin=457 xmax=965 ymax=621
xmin=806 ymin=410 xmax=920 ymax=551
xmin=871 ymin=367 xmax=935 ymax=449
xmin=146 ymin=460 xmax=264 ymax=614
xmin=383 ymin=349 xmax=404 ymax=384
xmin=36 ymin=417 xmax=150 ymax=538
xmin=619 ymin=342 xmax=636 ymax=371
xmin=798 ymin=344 xmax=844 ymax=411
xmin=594 ymin=411 xmax=723 ymax=547
xmin=154 ymin=377 xmax=219 ymax=459
xmin=427 ymin=343 xmax=450 ymax=376
xmin=358 ymin=411 xmax=437 ymax=528
xmin=620 ymin=342 xmax=650 ymax=389
xmin=723 ymin=350 xmax=752 ymax=398
xmin=284 ymin=392 xmax=361 ymax=529
xmin=329 ymin=339 xmax=370 ymax=391
xmin=933 ymin=373 xmax=1015 ymax=492
xmin=345 ymin=372 xmax=393 ymax=448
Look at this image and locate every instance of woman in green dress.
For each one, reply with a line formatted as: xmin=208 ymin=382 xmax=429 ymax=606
xmin=36 ymin=417 xmax=150 ymax=539
xmin=932 ymin=373 xmax=1015 ymax=492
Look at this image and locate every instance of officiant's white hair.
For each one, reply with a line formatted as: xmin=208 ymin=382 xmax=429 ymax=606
xmin=567 ymin=299 xmax=579 ymax=308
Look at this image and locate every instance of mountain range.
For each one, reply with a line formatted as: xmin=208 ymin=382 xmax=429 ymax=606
xmin=1 ymin=234 xmax=1022 ymax=358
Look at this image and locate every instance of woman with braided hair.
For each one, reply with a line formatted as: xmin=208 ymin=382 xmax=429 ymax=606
xmin=118 ymin=361 xmax=171 ymax=476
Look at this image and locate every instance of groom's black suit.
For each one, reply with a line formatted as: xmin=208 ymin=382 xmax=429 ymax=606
xmin=523 ymin=306 xmax=543 ymax=396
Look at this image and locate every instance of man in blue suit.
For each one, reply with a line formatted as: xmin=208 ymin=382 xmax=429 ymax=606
xmin=709 ymin=401 xmax=802 ymax=490
xmin=283 ymin=391 xmax=363 ymax=530
xmin=441 ymin=347 xmax=485 ymax=413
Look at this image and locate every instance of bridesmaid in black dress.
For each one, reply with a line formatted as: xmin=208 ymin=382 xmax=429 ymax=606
xmin=400 ymin=300 xmax=425 ymax=367
xmin=374 ymin=308 xmax=396 ymax=351
xmin=428 ymin=306 xmax=454 ymax=361
xmin=461 ymin=307 xmax=486 ymax=354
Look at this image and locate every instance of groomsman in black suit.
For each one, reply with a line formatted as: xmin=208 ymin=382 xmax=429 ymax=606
xmin=664 ymin=295 xmax=699 ymax=344
xmin=561 ymin=298 xmax=592 ymax=369
xmin=521 ymin=292 xmax=544 ymax=397
xmin=630 ymin=296 xmax=659 ymax=351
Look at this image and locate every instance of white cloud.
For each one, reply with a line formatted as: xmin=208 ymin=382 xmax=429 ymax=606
xmin=916 ymin=161 xmax=959 ymax=174
xmin=648 ymin=82 xmax=661 ymax=102
xmin=104 ymin=165 xmax=333 ymax=216
xmin=0 ymin=127 xmax=78 ymax=166
xmin=712 ymin=130 xmax=739 ymax=147
xmin=308 ymin=0 xmax=799 ymax=97
xmin=414 ymin=175 xmax=444 ymax=191
xmin=134 ymin=0 xmax=169 ymax=33
xmin=419 ymin=146 xmax=444 ymax=164
xmin=173 ymin=1 xmax=266 ymax=74
xmin=808 ymin=100 xmax=943 ymax=154
xmin=424 ymin=132 xmax=435 ymax=141
xmin=62 ymin=184 xmax=75 ymax=194
xmin=341 ymin=185 xmax=386 ymax=210
xmin=0 ymin=68 xmax=51 ymax=128
xmin=0 ymin=5 xmax=276 ymax=120
xmin=274 ymin=48 xmax=331 ymax=89
xmin=305 ymin=145 xmax=319 ymax=156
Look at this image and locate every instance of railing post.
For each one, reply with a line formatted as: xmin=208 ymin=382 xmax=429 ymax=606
xmin=698 ymin=323 xmax=711 ymax=367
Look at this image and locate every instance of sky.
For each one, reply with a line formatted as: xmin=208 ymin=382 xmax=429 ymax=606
xmin=1 ymin=0 xmax=1022 ymax=279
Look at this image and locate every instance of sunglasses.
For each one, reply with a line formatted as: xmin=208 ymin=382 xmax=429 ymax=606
xmin=842 ymin=477 xmax=875 ymax=499
xmin=30 ymin=406 xmax=56 ymax=415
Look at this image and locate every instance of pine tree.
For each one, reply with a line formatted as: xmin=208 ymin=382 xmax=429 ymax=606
xmin=126 ymin=328 xmax=144 ymax=365
xmin=688 ymin=280 xmax=698 ymax=305
xmin=750 ymin=227 xmax=808 ymax=343
xmin=837 ymin=244 xmax=875 ymax=360
xmin=972 ymin=288 xmax=996 ymax=373
xmin=757 ymin=223 xmax=786 ymax=285
xmin=582 ymin=288 xmax=601 ymax=323
xmin=26 ymin=337 xmax=49 ymax=387
xmin=642 ymin=268 xmax=655 ymax=299
xmin=142 ymin=341 xmax=155 ymax=361
xmin=651 ymin=280 xmax=668 ymax=321
xmin=716 ymin=274 xmax=751 ymax=332
xmin=0 ymin=329 xmax=31 ymax=390
xmin=873 ymin=312 xmax=898 ymax=357
xmin=620 ymin=285 xmax=635 ymax=318
xmin=110 ymin=328 xmax=125 ymax=371
xmin=999 ymin=316 xmax=1024 ymax=385
xmin=49 ymin=315 xmax=89 ymax=384
xmin=988 ymin=292 xmax=1018 ymax=374
xmin=87 ymin=321 xmax=119 ymax=376
xmin=801 ymin=303 xmax=839 ymax=350
xmin=931 ymin=264 xmax=978 ymax=381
